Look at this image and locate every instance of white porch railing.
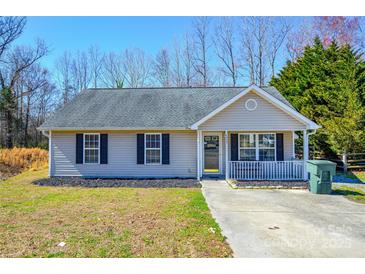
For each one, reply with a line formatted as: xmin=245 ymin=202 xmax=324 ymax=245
xmin=229 ymin=161 xmax=305 ymax=181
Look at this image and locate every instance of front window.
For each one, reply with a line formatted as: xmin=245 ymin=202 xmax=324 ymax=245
xmin=145 ymin=133 xmax=161 ymax=164
xmin=84 ymin=134 xmax=100 ymax=164
xmin=239 ymin=133 xmax=276 ymax=161
xmin=258 ymin=134 xmax=275 ymax=161
xmin=239 ymin=134 xmax=256 ymax=161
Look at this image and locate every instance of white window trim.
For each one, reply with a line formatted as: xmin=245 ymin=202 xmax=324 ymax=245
xmin=144 ymin=133 xmax=162 ymax=165
xmin=238 ymin=133 xmax=277 ymax=161
xmin=83 ymin=133 xmax=100 ymax=164
xmin=238 ymin=133 xmax=257 ymax=161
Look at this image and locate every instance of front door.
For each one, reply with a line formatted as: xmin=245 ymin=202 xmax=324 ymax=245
xmin=204 ymin=134 xmax=221 ymax=174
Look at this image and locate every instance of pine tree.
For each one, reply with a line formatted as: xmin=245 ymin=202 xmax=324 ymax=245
xmin=271 ymin=38 xmax=365 ymax=156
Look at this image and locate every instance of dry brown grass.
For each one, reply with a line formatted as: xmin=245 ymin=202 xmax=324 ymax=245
xmin=0 ymin=169 xmax=232 ymax=258
xmin=0 ymin=147 xmax=48 ymax=171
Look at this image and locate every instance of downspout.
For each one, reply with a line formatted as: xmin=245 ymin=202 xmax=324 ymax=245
xmin=41 ymin=130 xmax=50 ymax=138
xmin=307 ymin=129 xmax=317 ymax=137
xmin=41 ymin=130 xmax=51 ymax=177
xmin=307 ymin=129 xmax=317 ymax=158
xmin=303 ymin=129 xmax=317 ymax=181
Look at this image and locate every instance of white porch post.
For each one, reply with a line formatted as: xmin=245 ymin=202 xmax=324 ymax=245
xmin=303 ymin=129 xmax=309 ymax=180
xmin=197 ymin=130 xmax=200 ymax=180
xmin=48 ymin=130 xmax=52 ymax=177
xmin=292 ymin=130 xmax=295 ymax=159
xmin=225 ymin=130 xmax=229 ymax=180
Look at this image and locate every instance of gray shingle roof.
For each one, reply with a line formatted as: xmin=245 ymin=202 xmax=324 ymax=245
xmin=39 ymin=86 xmax=294 ymax=130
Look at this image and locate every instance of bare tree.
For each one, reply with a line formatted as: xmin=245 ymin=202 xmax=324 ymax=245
xmin=214 ymin=17 xmax=238 ymax=86
xmin=170 ymin=39 xmax=184 ymax=87
xmin=0 ymin=17 xmax=26 ymax=61
xmin=123 ymin=48 xmax=151 ymax=88
xmin=254 ymin=18 xmax=268 ymax=86
xmin=240 ymin=17 xmax=260 ymax=84
xmin=240 ymin=17 xmax=290 ymax=85
xmin=55 ymin=51 xmax=74 ymax=104
xmin=240 ymin=25 xmax=256 ymax=84
xmin=192 ymin=17 xmax=211 ymax=87
xmin=0 ymin=17 xmax=57 ymax=148
xmin=102 ymin=51 xmax=125 ymax=88
xmin=182 ymin=32 xmax=195 ymax=87
xmin=287 ymin=17 xmax=362 ymax=60
xmin=31 ymin=81 xmax=57 ymax=146
xmin=18 ymin=64 xmax=49 ymax=146
xmin=267 ymin=18 xmax=291 ymax=78
xmin=153 ymin=48 xmax=171 ymax=87
xmin=88 ymin=44 xmax=104 ymax=88
xmin=0 ymin=39 xmax=48 ymax=148
xmin=71 ymin=50 xmax=91 ymax=92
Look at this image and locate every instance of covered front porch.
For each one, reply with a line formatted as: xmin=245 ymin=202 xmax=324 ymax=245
xmin=196 ymin=130 xmax=311 ymax=181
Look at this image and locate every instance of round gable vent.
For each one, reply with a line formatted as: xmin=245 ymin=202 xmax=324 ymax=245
xmin=245 ymin=99 xmax=257 ymax=111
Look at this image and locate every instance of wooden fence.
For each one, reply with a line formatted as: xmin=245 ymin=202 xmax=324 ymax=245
xmin=314 ymin=153 xmax=365 ymax=172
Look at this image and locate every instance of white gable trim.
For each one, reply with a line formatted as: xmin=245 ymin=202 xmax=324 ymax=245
xmin=190 ymin=84 xmax=321 ymax=130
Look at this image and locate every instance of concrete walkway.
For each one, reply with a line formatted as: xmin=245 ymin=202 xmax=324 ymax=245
xmin=201 ymin=180 xmax=365 ymax=257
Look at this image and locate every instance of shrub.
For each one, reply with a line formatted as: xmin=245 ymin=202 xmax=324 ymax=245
xmin=0 ymin=147 xmax=48 ymax=171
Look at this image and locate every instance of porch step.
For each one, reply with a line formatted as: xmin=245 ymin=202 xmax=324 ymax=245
xmin=202 ymin=175 xmax=225 ymax=180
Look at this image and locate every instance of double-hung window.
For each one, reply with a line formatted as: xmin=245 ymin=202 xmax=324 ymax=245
xmin=239 ymin=133 xmax=276 ymax=161
xmin=258 ymin=134 xmax=275 ymax=161
xmin=145 ymin=133 xmax=161 ymax=164
xmin=239 ymin=134 xmax=256 ymax=161
xmin=84 ymin=133 xmax=100 ymax=164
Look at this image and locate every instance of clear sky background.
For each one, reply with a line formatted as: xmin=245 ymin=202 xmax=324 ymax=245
xmin=14 ymin=16 xmax=305 ymax=80
xmin=16 ymin=17 xmax=193 ymax=67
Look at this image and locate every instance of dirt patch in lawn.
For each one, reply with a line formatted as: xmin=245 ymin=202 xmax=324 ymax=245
xmin=0 ymin=169 xmax=231 ymax=258
xmin=33 ymin=177 xmax=201 ymax=188
xmin=0 ymin=163 xmax=22 ymax=181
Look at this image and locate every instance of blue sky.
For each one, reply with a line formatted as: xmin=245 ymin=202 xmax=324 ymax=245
xmin=16 ymin=17 xmax=194 ymax=68
xmin=15 ymin=16 xmax=305 ymax=76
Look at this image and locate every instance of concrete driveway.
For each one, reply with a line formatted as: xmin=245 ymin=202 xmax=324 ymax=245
xmin=202 ymin=180 xmax=365 ymax=257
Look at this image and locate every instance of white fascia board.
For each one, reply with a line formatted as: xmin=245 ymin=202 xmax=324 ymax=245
xmin=37 ymin=127 xmax=190 ymax=131
xmin=190 ymin=84 xmax=321 ymax=130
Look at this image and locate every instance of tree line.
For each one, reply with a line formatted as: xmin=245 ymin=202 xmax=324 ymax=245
xmin=0 ymin=16 xmax=364 ymax=157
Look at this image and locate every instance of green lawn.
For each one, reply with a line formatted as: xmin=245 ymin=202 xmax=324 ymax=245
xmin=0 ymin=169 xmax=232 ymax=258
xmin=333 ymin=185 xmax=365 ymax=204
xmin=353 ymin=171 xmax=365 ymax=182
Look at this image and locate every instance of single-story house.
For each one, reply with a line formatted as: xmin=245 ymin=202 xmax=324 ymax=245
xmin=39 ymin=84 xmax=320 ymax=181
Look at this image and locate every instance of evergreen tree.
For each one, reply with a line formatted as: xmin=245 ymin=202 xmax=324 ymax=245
xmin=271 ymin=37 xmax=365 ymax=156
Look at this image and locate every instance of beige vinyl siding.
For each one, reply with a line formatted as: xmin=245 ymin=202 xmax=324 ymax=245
xmin=199 ymin=91 xmax=306 ymax=131
xmin=51 ymin=131 xmax=197 ymax=178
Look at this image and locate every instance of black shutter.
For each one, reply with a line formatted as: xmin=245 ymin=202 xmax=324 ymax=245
xmin=137 ymin=134 xmax=145 ymax=164
xmin=100 ymin=134 xmax=108 ymax=164
xmin=276 ymin=133 xmax=284 ymax=161
xmin=76 ymin=134 xmax=83 ymax=164
xmin=162 ymin=134 xmax=170 ymax=165
xmin=231 ymin=133 xmax=238 ymax=161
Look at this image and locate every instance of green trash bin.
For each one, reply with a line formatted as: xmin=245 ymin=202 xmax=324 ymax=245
xmin=306 ymin=160 xmax=336 ymax=194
